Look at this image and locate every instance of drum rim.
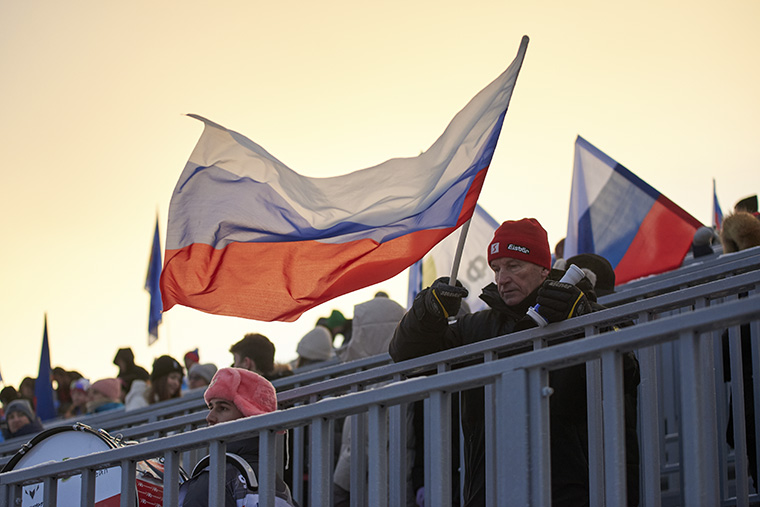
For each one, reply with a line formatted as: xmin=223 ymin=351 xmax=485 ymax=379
xmin=1 ymin=423 xmax=117 ymax=472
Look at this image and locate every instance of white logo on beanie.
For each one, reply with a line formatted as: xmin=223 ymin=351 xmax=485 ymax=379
xmin=508 ymin=244 xmax=530 ymax=254
xmin=491 ymin=243 xmax=500 ymax=255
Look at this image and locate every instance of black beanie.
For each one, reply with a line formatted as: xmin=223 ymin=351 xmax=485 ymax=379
xmin=151 ymin=355 xmax=183 ymax=382
xmin=565 ymin=253 xmax=616 ymax=297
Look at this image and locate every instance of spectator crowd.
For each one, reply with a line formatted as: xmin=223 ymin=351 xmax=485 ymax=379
xmin=1 ymin=193 xmax=758 ymax=506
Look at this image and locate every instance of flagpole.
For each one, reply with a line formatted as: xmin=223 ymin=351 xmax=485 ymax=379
xmin=448 ymin=218 xmax=472 ymax=286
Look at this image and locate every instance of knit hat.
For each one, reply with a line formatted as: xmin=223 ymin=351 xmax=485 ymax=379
xmin=90 ymin=378 xmax=122 ymax=401
xmin=151 ymin=355 xmax=183 ymax=382
xmin=721 ymin=211 xmax=760 ymax=253
xmin=565 ymin=253 xmax=616 ymax=297
xmin=70 ymin=378 xmax=91 ymax=393
xmin=734 ymin=195 xmax=758 ymax=213
xmin=0 ymin=386 xmax=19 ymax=406
xmin=204 ymin=367 xmax=277 ymax=418
xmin=325 ymin=310 xmax=346 ymax=330
xmin=296 ymin=327 xmax=336 ymax=361
xmin=184 ymin=349 xmax=200 ymax=364
xmin=6 ymin=399 xmax=35 ymax=421
xmin=189 ymin=363 xmax=218 ymax=384
xmin=487 ymin=218 xmax=551 ymax=270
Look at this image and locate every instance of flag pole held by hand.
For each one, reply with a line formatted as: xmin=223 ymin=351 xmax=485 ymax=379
xmin=446 ymin=218 xmax=472 ymax=321
xmin=448 ymin=218 xmax=472 ymax=286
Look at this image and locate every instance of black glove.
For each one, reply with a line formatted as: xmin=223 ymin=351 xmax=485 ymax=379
xmin=425 ymin=277 xmax=469 ymax=319
xmin=575 ymin=275 xmax=597 ymax=303
xmin=535 ymin=279 xmax=591 ymax=323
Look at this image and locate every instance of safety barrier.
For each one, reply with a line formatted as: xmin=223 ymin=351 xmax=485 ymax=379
xmin=1 ymin=249 xmax=758 ymax=506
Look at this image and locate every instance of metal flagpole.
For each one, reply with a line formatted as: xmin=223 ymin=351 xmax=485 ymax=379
xmin=448 ymin=218 xmax=472 ymax=287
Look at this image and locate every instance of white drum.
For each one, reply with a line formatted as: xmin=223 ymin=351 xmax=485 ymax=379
xmin=2 ymin=423 xmax=166 ymax=507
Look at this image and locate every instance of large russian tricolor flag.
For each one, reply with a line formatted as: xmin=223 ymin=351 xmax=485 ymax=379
xmin=160 ymin=37 xmax=529 ymax=322
xmin=564 ymin=136 xmax=702 ymax=285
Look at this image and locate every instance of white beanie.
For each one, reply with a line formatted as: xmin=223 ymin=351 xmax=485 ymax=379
xmin=296 ymin=326 xmax=336 ymax=361
xmin=189 ymin=363 xmax=218 ymax=384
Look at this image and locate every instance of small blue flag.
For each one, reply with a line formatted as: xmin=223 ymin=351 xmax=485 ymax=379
xmin=146 ymin=218 xmax=163 ymax=345
xmin=35 ymin=315 xmax=57 ymax=421
xmin=713 ymin=178 xmax=723 ymax=231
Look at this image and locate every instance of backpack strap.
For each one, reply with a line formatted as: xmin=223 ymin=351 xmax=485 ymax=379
xmin=190 ymin=452 xmax=258 ymax=491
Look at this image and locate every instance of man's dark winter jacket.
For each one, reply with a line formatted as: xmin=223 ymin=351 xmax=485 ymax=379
xmin=179 ymin=435 xmax=297 ymax=506
xmin=389 ymin=270 xmax=640 ymax=507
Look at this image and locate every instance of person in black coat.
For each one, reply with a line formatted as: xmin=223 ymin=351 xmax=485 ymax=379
xmin=113 ymin=347 xmax=150 ymax=399
xmin=389 ymin=218 xmax=640 ymax=507
xmin=720 ymin=210 xmax=760 ymax=489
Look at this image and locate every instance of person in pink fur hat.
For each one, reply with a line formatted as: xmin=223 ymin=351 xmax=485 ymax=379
xmin=86 ymin=378 xmax=124 ymax=414
xmin=179 ymin=368 xmax=296 ymax=506
xmin=203 ymin=367 xmax=278 ymax=425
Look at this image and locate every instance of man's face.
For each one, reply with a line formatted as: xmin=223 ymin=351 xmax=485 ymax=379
xmin=490 ymin=257 xmax=549 ymax=306
xmin=206 ymin=398 xmax=244 ymax=426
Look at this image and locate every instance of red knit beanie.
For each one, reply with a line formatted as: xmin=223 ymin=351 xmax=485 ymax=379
xmin=204 ymin=367 xmax=277 ymax=417
xmin=487 ymin=218 xmax=551 ymax=270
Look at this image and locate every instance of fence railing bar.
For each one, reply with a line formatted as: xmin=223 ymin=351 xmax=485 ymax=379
xmin=207 ymin=439 xmax=226 ymax=506
xmin=601 ymin=350 xmax=626 ymax=506
xmin=43 ymin=474 xmax=57 ymax=506
xmin=428 ymin=389 xmax=452 ymax=507
xmin=368 ymin=404 xmax=388 ymax=507
xmin=496 ymin=368 xmax=529 ymax=506
xmin=80 ymin=467 xmax=96 ymax=507
xmin=309 ymin=416 xmax=331 ymax=507
xmin=119 ymin=458 xmax=135 ymax=507
xmin=259 ymin=429 xmax=276 ymax=507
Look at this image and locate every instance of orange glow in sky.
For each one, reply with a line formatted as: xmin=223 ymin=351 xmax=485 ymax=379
xmin=1 ymin=1 xmax=758 ymax=389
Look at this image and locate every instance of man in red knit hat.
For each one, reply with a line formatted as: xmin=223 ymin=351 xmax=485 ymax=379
xmin=390 ymin=218 xmax=640 ymax=507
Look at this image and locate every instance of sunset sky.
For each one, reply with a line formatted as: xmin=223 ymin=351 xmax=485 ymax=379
xmin=1 ymin=1 xmax=758 ymax=390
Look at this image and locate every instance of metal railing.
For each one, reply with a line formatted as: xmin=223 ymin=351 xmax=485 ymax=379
xmin=1 ymin=248 xmax=758 ymax=506
xmin=1 ymin=292 xmax=757 ymax=506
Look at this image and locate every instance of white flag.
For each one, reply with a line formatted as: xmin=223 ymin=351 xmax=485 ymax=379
xmin=408 ymin=204 xmax=499 ymax=312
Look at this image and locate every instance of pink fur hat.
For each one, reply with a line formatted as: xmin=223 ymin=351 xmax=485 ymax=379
xmin=204 ymin=367 xmax=277 ymax=417
xmin=90 ymin=378 xmax=122 ymax=401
